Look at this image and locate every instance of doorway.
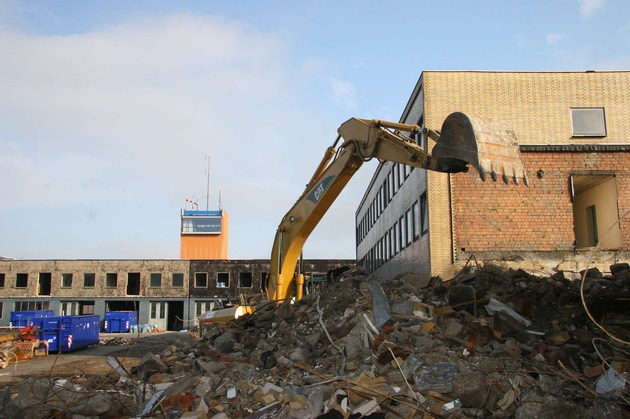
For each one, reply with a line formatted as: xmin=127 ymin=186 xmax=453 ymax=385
xmin=571 ymin=174 xmax=622 ymax=248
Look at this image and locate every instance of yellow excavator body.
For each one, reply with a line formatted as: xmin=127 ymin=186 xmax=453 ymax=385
xmin=203 ymin=112 xmax=527 ymax=322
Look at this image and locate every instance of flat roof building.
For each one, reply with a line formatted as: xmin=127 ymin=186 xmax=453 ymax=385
xmin=356 ymin=71 xmax=630 ymax=279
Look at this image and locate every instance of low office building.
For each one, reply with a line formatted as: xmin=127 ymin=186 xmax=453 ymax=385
xmin=0 ymin=258 xmax=353 ymax=329
xmin=356 ymin=71 xmax=630 ymax=279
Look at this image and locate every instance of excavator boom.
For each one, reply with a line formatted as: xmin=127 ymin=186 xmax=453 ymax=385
xmin=265 ymin=112 xmax=528 ymax=303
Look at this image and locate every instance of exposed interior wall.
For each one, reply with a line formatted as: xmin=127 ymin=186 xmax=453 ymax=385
xmin=573 ymin=177 xmax=622 ymax=249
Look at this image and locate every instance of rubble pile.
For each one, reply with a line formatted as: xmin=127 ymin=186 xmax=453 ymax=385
xmin=2 ymin=264 xmax=630 ymax=418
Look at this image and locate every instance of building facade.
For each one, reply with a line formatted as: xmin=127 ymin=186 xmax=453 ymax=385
xmin=356 ymin=71 xmax=630 ymax=279
xmin=0 ymin=258 xmax=353 ymax=329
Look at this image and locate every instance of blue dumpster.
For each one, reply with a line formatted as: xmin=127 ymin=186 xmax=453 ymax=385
xmin=37 ymin=315 xmax=100 ymax=353
xmin=58 ymin=315 xmax=100 ymax=352
xmin=31 ymin=316 xmax=62 ymax=331
xmin=104 ymin=311 xmax=137 ymax=333
xmin=39 ymin=329 xmax=60 ymax=352
xmin=10 ymin=310 xmax=55 ymax=328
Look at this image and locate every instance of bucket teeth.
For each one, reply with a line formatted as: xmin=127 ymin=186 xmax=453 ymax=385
xmin=432 ymin=112 xmax=528 ymax=186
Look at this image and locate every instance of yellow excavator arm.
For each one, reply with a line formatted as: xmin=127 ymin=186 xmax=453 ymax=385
xmin=265 ymin=112 xmax=528 ymax=303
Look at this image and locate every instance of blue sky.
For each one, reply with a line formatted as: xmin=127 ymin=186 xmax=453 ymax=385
xmin=0 ymin=0 xmax=628 ymax=260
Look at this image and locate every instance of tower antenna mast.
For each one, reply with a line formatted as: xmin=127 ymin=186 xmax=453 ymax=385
xmin=204 ymin=155 xmax=211 ymax=211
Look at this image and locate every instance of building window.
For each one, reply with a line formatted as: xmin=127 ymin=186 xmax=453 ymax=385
xmin=405 ymin=209 xmax=413 ymax=246
xmin=127 ymin=273 xmax=140 ymax=295
xmin=217 ymin=273 xmax=229 ymax=288
xmin=571 ymin=108 xmax=606 ymax=137
xmin=15 ymin=301 xmax=50 ymax=311
xmin=0 ymin=273 xmax=6 ymax=288
xmin=106 ymin=273 xmax=118 ymax=288
xmin=61 ymin=302 xmax=75 ymax=316
xmin=84 ymin=273 xmax=95 ymax=288
xmin=195 ymin=272 xmax=208 ymax=288
xmin=172 ymin=273 xmax=184 ymax=288
xmin=150 ymin=273 xmax=162 ymax=288
xmin=399 ymin=216 xmax=406 ymax=250
xmin=0 ymin=301 xmax=3 ymax=318
xmin=420 ymin=192 xmax=429 ymax=235
xmin=412 ymin=200 xmax=420 ymax=240
xmin=389 ymin=228 xmax=394 ymax=257
xmin=239 ymin=272 xmax=253 ymax=288
xmin=195 ymin=301 xmax=215 ymax=317
xmin=61 ymin=273 xmax=73 ymax=288
xmin=389 ymin=170 xmax=396 ymax=198
xmin=81 ymin=303 xmax=95 ymax=314
xmin=15 ymin=273 xmax=28 ymax=288
xmin=150 ymin=302 xmax=166 ymax=319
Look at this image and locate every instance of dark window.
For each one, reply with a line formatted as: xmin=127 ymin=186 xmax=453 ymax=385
xmin=150 ymin=273 xmax=162 ymax=288
xmin=172 ymin=273 xmax=184 ymax=287
xmin=84 ymin=273 xmax=95 ymax=288
xmin=399 ymin=216 xmax=406 ymax=250
xmin=38 ymin=273 xmax=51 ymax=296
xmin=16 ymin=273 xmax=28 ymax=288
xmin=127 ymin=272 xmax=140 ymax=295
xmin=420 ymin=192 xmax=429 ymax=235
xmin=106 ymin=273 xmax=118 ymax=288
xmin=217 ymin=273 xmax=229 ymax=288
xmin=389 ymin=169 xmax=395 ymax=198
xmin=14 ymin=301 xmax=49 ymax=311
xmin=0 ymin=273 xmax=5 ymax=288
xmin=239 ymin=272 xmax=253 ymax=288
xmin=195 ymin=272 xmax=208 ymax=288
xmin=406 ymin=209 xmax=413 ymax=246
xmin=62 ymin=273 xmax=73 ymax=288
xmin=0 ymin=301 xmax=3 ymax=318
xmin=412 ymin=200 xmax=420 ymax=240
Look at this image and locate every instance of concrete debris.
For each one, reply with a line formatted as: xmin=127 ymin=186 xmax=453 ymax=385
xmin=2 ymin=263 xmax=630 ymax=418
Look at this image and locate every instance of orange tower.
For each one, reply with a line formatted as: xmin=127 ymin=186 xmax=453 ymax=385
xmin=179 ymin=209 xmax=228 ymax=259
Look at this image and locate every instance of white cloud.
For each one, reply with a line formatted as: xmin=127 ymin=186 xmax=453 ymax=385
xmin=0 ymin=14 xmax=297 ymax=210
xmin=0 ymin=12 xmax=363 ymax=259
xmin=546 ymin=32 xmax=567 ymax=46
xmin=325 ymin=77 xmax=358 ymax=109
xmin=578 ymin=0 xmax=606 ymax=18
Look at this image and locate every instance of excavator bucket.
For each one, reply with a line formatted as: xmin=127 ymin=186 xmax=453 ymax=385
xmin=432 ymin=112 xmax=528 ymax=185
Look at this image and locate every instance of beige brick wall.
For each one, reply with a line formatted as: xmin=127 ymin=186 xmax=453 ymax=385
xmin=420 ymin=71 xmax=630 ymax=277
xmin=422 ymin=71 xmax=630 ymax=145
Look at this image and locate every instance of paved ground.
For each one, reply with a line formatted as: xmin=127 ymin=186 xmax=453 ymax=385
xmin=0 ymin=331 xmax=191 ymax=385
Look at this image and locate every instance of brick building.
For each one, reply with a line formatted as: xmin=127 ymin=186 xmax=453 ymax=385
xmin=356 ymin=71 xmax=630 ymax=279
